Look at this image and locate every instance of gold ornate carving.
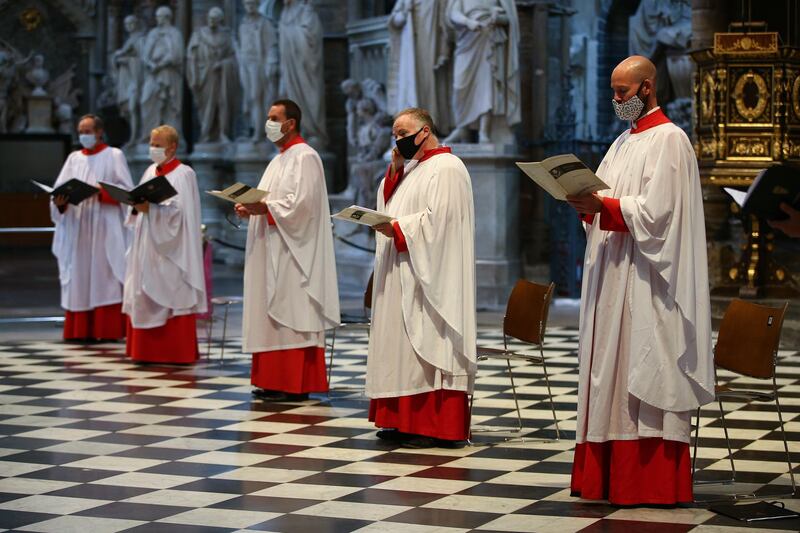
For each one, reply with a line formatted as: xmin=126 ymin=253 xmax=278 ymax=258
xmin=700 ymin=73 xmax=716 ymax=123
xmin=714 ymin=32 xmax=779 ymax=56
xmin=792 ymin=74 xmax=800 ymax=120
xmin=728 ymin=136 xmax=771 ymax=159
xmin=20 ymin=8 xmax=42 ymax=31
xmin=733 ymin=70 xmax=769 ymax=122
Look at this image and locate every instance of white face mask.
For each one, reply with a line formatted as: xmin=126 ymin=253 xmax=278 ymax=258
xmin=149 ymin=146 xmax=168 ymax=165
xmin=79 ymin=134 xmax=97 ymax=149
xmin=264 ymin=120 xmax=284 ymax=143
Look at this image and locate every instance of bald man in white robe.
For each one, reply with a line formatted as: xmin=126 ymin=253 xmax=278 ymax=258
xmin=566 ymin=56 xmax=714 ymax=505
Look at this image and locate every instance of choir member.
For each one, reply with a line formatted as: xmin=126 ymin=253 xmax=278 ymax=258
xmin=236 ymin=99 xmax=340 ymax=401
xmin=566 ymin=56 xmax=714 ymax=505
xmin=124 ymin=125 xmax=206 ymax=363
xmin=51 ymin=114 xmax=132 ymax=341
xmin=367 ymin=107 xmax=477 ymax=448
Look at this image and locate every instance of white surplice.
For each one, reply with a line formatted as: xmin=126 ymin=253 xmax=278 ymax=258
xmin=576 ymin=114 xmax=714 ymax=445
xmin=366 ymin=152 xmax=477 ymax=399
xmin=50 ymin=147 xmax=133 ymax=312
xmin=123 ymin=162 xmax=207 ymax=329
xmin=242 ymin=142 xmax=340 ymax=353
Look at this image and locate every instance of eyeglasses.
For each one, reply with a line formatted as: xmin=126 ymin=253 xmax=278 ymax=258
xmin=225 ymin=211 xmax=243 ymax=230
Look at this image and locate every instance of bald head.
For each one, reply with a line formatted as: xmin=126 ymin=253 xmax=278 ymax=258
xmin=610 ymin=55 xmax=658 ymax=111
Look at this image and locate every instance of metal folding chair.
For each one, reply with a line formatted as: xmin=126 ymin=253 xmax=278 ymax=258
xmin=470 ymin=280 xmax=561 ymax=440
xmin=205 ymin=296 xmax=244 ymax=363
xmin=327 ymin=273 xmax=373 ymax=391
xmin=692 ymin=299 xmax=794 ymax=499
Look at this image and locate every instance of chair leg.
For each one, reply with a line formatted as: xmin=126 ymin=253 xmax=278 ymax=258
xmin=506 ymin=359 xmax=523 ymax=433
xmin=773 ymin=379 xmax=796 ymax=495
xmin=219 ymin=304 xmax=229 ymax=364
xmin=691 ymin=406 xmax=701 ymax=481
xmin=328 ymin=328 xmax=338 ymax=388
xmin=206 ymin=313 xmax=213 ymax=361
xmin=540 ymin=350 xmax=560 ymax=440
xmin=718 ymin=398 xmax=736 ymax=483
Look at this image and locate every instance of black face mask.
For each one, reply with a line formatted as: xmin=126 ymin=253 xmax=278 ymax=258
xmin=395 ymin=127 xmax=426 ymax=159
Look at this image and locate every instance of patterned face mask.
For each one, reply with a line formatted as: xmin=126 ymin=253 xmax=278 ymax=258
xmin=612 ymin=83 xmax=645 ymax=121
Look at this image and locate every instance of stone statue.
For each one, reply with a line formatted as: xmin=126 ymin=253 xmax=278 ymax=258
xmin=112 ymin=15 xmax=145 ymax=146
xmin=444 ymin=0 xmax=520 ymax=144
xmin=0 ymin=44 xmax=32 ymax=133
xmin=386 ymin=0 xmax=452 ymax=133
xmin=26 ymin=54 xmax=49 ymax=97
xmin=278 ymin=0 xmax=327 ymax=148
xmin=341 ymin=79 xmax=363 ymax=149
xmin=187 ymin=7 xmax=239 ymax=144
xmin=140 ymin=6 xmax=184 ymax=142
xmin=237 ymin=0 xmax=279 ymax=142
xmin=629 ymin=0 xmax=692 ymax=131
xmin=341 ymin=78 xmax=391 ymax=211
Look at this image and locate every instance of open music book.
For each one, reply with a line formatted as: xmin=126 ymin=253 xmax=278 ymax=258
xmin=206 ymin=182 xmax=268 ymax=204
xmin=332 ymin=205 xmax=393 ymax=227
xmin=31 ymin=178 xmax=99 ymax=205
xmin=516 ymin=154 xmax=609 ymax=201
xmin=723 ymin=164 xmax=800 ymax=221
xmin=99 ymin=176 xmax=177 ymax=205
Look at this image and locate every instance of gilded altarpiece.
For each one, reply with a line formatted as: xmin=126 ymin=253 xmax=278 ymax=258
xmin=693 ymin=32 xmax=800 ymax=298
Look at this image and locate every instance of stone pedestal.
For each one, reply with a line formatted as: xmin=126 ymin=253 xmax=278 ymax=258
xmin=450 ymin=142 xmax=522 ymax=309
xmin=25 ymin=96 xmax=54 ymax=134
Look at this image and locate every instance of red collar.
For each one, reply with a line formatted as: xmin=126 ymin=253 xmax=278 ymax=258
xmin=81 ymin=142 xmax=108 ymax=156
xmin=156 ymin=158 xmax=181 ymax=176
xmin=630 ymin=108 xmax=671 ymax=134
xmin=279 ymin=135 xmax=306 ymax=153
xmin=417 ymin=146 xmax=451 ymax=163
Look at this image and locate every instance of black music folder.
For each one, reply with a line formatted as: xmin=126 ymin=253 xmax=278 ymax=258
xmin=31 ymin=178 xmax=99 ymax=205
xmin=710 ymin=501 xmax=800 ymax=522
xmin=724 ymin=163 xmax=800 ymax=221
xmin=99 ymin=176 xmax=177 ymax=205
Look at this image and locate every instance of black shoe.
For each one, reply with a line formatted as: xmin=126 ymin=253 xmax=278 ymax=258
xmin=435 ymin=438 xmax=467 ymax=449
xmin=252 ymin=388 xmax=287 ymax=401
xmin=376 ymin=429 xmax=407 ymax=442
xmin=400 ymin=435 xmax=437 ymax=449
xmin=284 ymin=392 xmax=309 ymax=402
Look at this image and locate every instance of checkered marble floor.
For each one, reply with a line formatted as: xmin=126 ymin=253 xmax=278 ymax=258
xmin=0 ymin=327 xmax=799 ymax=532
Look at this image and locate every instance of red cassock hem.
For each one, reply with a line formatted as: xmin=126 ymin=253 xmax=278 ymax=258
xmin=63 ymin=303 xmax=126 ymax=340
xmin=126 ymin=314 xmax=198 ymax=364
xmin=368 ymin=389 xmax=470 ymax=441
xmin=251 ymin=347 xmax=328 ymax=393
xmin=570 ymin=438 xmax=693 ymax=505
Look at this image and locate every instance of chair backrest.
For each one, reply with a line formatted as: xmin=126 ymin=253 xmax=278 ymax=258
xmin=503 ymin=279 xmax=555 ymax=345
xmin=363 ymin=272 xmax=374 ymax=311
xmin=714 ymin=299 xmax=789 ymax=379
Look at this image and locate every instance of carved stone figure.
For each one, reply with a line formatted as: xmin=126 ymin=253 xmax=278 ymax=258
xmin=187 ymin=7 xmax=239 ymax=143
xmin=237 ymin=0 xmax=279 ymax=142
xmin=341 ymin=79 xmax=363 ymax=149
xmin=444 ymin=0 xmax=520 ymax=144
xmin=26 ymin=54 xmax=49 ymax=97
xmin=386 ymin=0 xmax=452 ymax=132
xmin=140 ymin=6 xmax=184 ymax=142
xmin=0 ymin=44 xmax=32 ymax=133
xmin=112 ymin=15 xmax=145 ymax=145
xmin=629 ymin=0 xmax=693 ymax=131
xmin=278 ymin=0 xmax=327 ymax=148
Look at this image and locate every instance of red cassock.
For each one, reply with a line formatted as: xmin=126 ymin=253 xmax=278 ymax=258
xmin=125 ymin=314 xmax=199 ymax=364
